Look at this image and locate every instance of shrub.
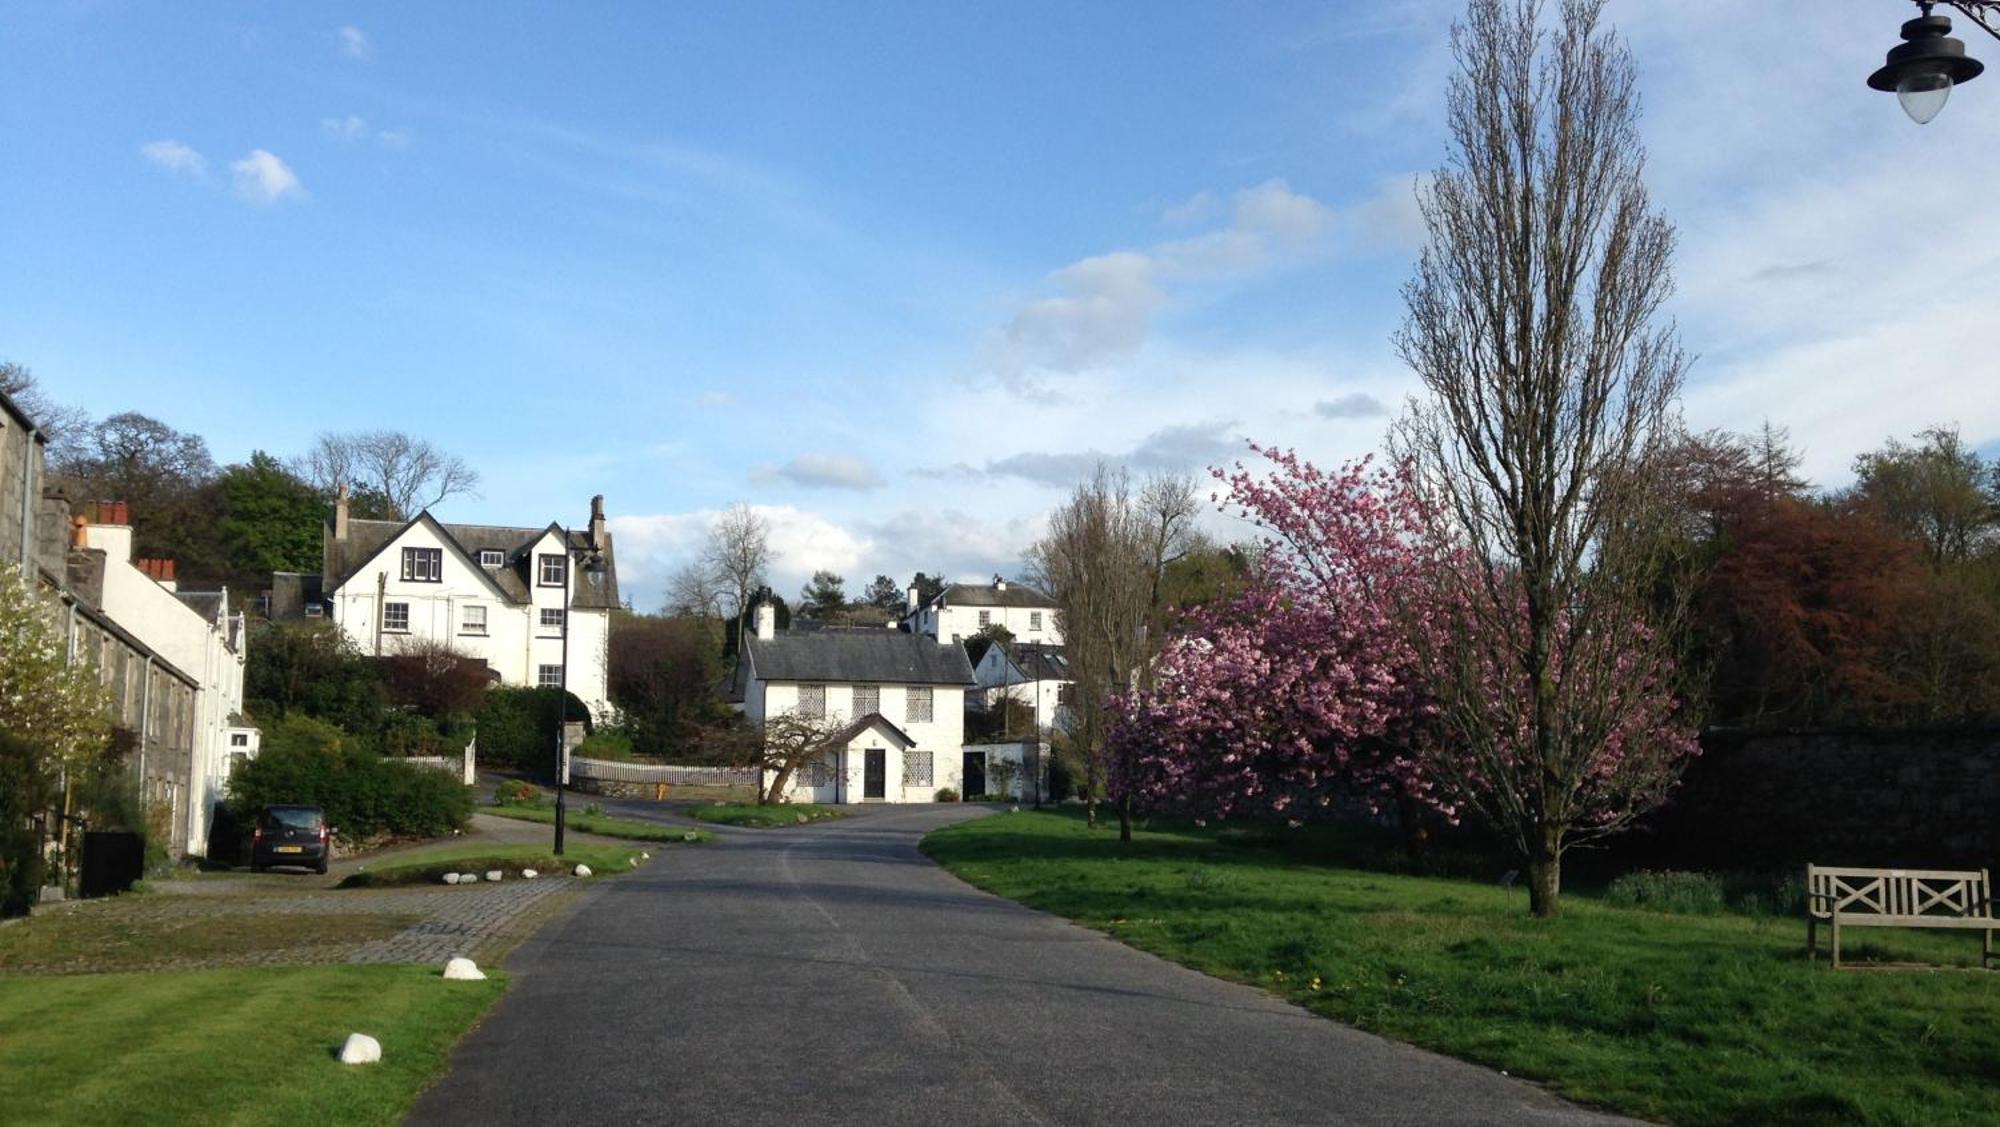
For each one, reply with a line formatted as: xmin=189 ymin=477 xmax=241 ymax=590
xmin=0 ymin=733 xmax=55 ymax=918
xmin=228 ymin=715 xmax=473 ymax=839
xmin=1603 ymin=870 xmax=1727 ymax=915
xmin=935 ymin=787 xmax=960 ymax=803
xmin=576 ymin=729 xmax=635 ymax=762
xmin=476 ymin=687 xmax=592 ymax=772
xmin=494 ymin=779 xmax=541 ymax=806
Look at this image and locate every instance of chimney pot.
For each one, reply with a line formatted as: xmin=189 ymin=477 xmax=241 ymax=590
xmin=906 ymin=583 xmax=921 ymax=612
xmin=589 ymin=494 xmax=606 ymax=551
xmin=334 ymin=483 xmax=350 ymax=542
xmin=754 ymin=602 xmax=776 ymax=641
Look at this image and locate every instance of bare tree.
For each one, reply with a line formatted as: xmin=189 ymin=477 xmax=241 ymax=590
xmin=703 ymin=503 xmax=771 ymax=622
xmin=1027 ymin=468 xmax=1201 ymax=840
xmin=745 ymin=710 xmax=845 ymax=805
xmin=293 ymin=430 xmax=480 ymax=519
xmin=664 ymin=560 xmax=725 ymax=619
xmin=1390 ymin=0 xmax=1694 ymax=917
xmin=0 ymin=361 xmax=88 ymax=451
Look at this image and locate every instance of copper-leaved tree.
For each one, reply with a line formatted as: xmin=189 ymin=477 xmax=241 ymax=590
xmin=1392 ymin=0 xmax=1698 ymax=917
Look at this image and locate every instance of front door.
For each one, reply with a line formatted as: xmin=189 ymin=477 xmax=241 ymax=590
xmin=864 ymin=748 xmax=886 ymax=800
xmin=962 ymin=751 xmax=986 ymax=798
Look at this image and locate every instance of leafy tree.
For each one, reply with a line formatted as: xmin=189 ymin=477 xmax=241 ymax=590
xmin=607 ymin=613 xmax=730 ymax=758
xmin=799 ymin=570 xmax=847 ymax=619
xmin=243 ymin=620 xmax=390 ymax=736
xmin=1389 ymin=0 xmax=1695 ymax=916
xmin=909 ymin=571 xmax=947 ymax=606
xmin=0 ymin=733 xmax=56 ymax=917
xmin=227 ymin=715 xmax=473 ymax=839
xmin=1851 ymin=425 xmax=1996 ymax=567
xmin=862 ymin=574 xmax=904 ymax=612
xmin=216 ymin=452 xmax=325 ymax=585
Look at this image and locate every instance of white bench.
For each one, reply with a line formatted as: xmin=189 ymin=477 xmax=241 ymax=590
xmin=1806 ymin=864 xmax=1995 ymax=969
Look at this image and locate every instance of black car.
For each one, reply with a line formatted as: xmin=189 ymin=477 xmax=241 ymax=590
xmin=250 ymin=805 xmax=332 ymax=874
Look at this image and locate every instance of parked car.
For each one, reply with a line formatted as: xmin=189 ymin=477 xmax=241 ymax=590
xmin=250 ymin=805 xmax=332 ymax=874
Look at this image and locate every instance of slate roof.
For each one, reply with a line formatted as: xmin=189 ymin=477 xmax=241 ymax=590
xmin=1005 ymin=642 xmax=1071 ymax=683
xmin=323 ymin=514 xmax=620 ymax=610
xmin=175 ymin=591 xmax=226 ymax=623
xmin=929 ymin=581 xmax=1056 ymax=610
xmin=746 ymin=630 xmax=975 ymax=686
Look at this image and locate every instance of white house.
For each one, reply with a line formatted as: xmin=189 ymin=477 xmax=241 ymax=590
xmin=77 ymin=517 xmax=256 ymax=859
xmin=735 ymin=603 xmax=982 ymax=803
xmin=969 ymin=640 xmax=1074 ymax=733
xmin=321 ymin=492 xmax=619 ymax=718
xmin=905 ymin=575 xmax=1062 ymax=646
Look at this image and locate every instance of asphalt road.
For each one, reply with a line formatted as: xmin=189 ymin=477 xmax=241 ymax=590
xmin=409 ymin=805 xmax=1624 ymax=1126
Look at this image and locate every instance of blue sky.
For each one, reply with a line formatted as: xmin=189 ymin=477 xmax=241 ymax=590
xmin=6 ymin=1 xmax=1998 ymax=606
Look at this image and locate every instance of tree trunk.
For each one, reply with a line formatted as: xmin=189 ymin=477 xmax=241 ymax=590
xmin=1117 ymin=793 xmax=1132 ymax=843
xmin=1526 ymin=843 xmax=1562 ymax=918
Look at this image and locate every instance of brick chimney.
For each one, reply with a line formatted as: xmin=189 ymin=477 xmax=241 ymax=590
xmin=588 ymin=494 xmax=606 ymax=552
xmin=334 ymin=483 xmax=350 ymax=542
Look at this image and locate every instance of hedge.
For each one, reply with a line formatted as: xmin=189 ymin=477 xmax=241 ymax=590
xmin=227 ymin=716 xmax=472 ymax=840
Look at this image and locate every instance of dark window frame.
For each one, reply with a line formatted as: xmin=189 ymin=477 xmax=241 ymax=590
xmin=401 ymin=547 xmax=444 ymax=583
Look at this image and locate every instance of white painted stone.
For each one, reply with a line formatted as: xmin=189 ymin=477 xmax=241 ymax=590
xmin=796 ymin=813 xmax=809 ymax=824
xmin=458 ymin=873 xmax=480 ymax=884
xmin=640 ymin=851 xmax=651 ymax=860
xmin=485 ymin=870 xmax=503 ymax=882
xmin=441 ymin=873 xmax=461 ymax=885
xmin=573 ymin=864 xmax=592 ymax=877
xmin=521 ymin=868 xmax=539 ymax=879
xmin=682 ymin=832 xmax=698 ymax=842
xmin=338 ymin=1033 xmax=382 ymax=1065
xmin=442 ymin=957 xmax=486 ymax=981
xmin=1010 ymin=805 xmax=1021 ymax=813
xmin=627 ymin=857 xmax=637 ymax=868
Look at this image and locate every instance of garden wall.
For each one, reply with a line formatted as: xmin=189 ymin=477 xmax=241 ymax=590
xmin=1636 ymin=728 xmax=2000 ymax=873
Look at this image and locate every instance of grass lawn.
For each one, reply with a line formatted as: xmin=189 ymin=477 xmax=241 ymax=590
xmin=481 ymin=802 xmax=712 ymax=844
xmin=0 ymin=908 xmax=414 ymax=975
xmin=0 ymin=965 xmax=504 ymax=1126
xmin=688 ymin=802 xmax=847 ymax=829
xmin=923 ymin=808 xmax=2000 ymax=1126
xmin=337 ymin=842 xmax=644 ymax=888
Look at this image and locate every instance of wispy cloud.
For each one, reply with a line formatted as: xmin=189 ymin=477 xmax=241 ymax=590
xmin=231 ymin=150 xmax=304 ymax=204
xmin=978 ymin=420 xmax=1243 ymax=487
xmin=752 ymin=453 xmax=884 ymax=491
xmin=336 ymin=26 xmax=371 ymax=60
xmin=1315 ymin=392 xmax=1388 ymax=419
xmin=321 ymin=115 xmax=369 ymax=141
xmin=139 ymin=138 xmax=207 ymax=177
xmin=695 ymin=391 xmax=735 ymax=409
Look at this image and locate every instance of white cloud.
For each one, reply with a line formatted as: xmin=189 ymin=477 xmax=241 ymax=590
xmin=376 ymin=128 xmax=413 ymax=148
xmin=609 ymin=505 xmax=872 ymax=609
xmin=139 ymin=139 xmax=207 ymax=177
xmin=1315 ymin=392 xmax=1388 ymax=419
xmin=321 ymin=115 xmax=369 ymax=141
xmin=230 ymin=149 xmax=305 ymax=204
xmin=1161 ymin=189 xmax=1217 ymax=227
xmin=336 ymin=26 xmax=371 ymax=60
xmin=752 ymin=453 xmax=884 ymax=491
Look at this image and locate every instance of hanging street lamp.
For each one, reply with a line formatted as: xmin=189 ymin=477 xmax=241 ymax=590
xmin=1869 ymin=2 xmax=1998 ymax=123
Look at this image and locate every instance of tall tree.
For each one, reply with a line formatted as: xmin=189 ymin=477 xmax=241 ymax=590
xmin=1851 ymin=425 xmax=1996 ymax=567
xmin=0 ymin=360 xmax=88 ymax=452
xmin=1390 ymin=0 xmax=1695 ymax=917
xmin=862 ymin=574 xmax=904 ymax=612
xmin=216 ymin=452 xmax=325 ymax=585
xmin=664 ymin=560 xmax=724 ymax=619
xmin=606 ymin=612 xmax=730 ymax=757
xmin=799 ymin=570 xmax=847 ymax=619
xmin=909 ymin=571 xmax=947 ymax=606
xmin=293 ymin=430 xmax=480 ymax=519
xmin=54 ymin=411 xmax=224 ymax=577
xmin=703 ymin=503 xmax=771 ymax=627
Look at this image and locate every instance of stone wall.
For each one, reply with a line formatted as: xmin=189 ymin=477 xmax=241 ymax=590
xmin=1638 ymin=728 xmax=2000 ymax=873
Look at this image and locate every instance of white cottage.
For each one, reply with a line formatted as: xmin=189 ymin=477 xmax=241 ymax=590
xmin=905 ymin=576 xmax=1062 ymax=646
xmin=969 ymin=640 xmax=1074 ymax=734
xmin=736 ymin=604 xmax=979 ymax=803
xmin=320 ymin=492 xmax=619 ymax=718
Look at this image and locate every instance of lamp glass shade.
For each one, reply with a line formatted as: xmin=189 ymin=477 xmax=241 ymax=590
xmin=1896 ymin=66 xmax=1954 ymax=124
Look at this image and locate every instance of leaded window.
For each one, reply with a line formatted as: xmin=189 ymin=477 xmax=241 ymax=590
xmin=852 ymin=684 xmax=880 ymax=717
xmin=903 ymin=751 xmax=933 ymax=787
xmin=906 ymin=686 xmax=933 ymax=724
xmin=797 ymin=684 xmax=826 ymax=719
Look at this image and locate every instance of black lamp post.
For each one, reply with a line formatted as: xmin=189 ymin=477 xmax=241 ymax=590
xmin=552 ymin=526 xmax=604 ymax=857
xmin=1870 ymin=2 xmax=1998 ymax=123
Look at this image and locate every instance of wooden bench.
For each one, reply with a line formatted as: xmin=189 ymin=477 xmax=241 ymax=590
xmin=1806 ymin=865 xmax=1995 ymax=969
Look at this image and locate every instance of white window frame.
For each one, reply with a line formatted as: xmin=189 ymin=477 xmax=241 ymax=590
xmin=537 ymin=664 xmax=563 ymax=688
xmin=1030 ymin=611 xmax=1042 ymax=631
xmin=978 ymin=610 xmax=991 ymax=628
xmin=538 ymin=553 xmax=567 ymax=587
xmin=402 ymin=547 xmax=443 ymax=583
xmin=479 ymin=549 xmax=505 ymax=568
xmin=383 ymin=601 xmax=410 ymax=632
xmin=852 ymin=684 xmax=880 ymax=717
xmin=906 ymin=686 xmax=933 ymax=724
xmin=462 ymin=604 xmax=488 ymax=635
xmin=539 ymin=607 xmax=565 ymax=635
xmin=797 ymin=684 xmax=826 ymax=720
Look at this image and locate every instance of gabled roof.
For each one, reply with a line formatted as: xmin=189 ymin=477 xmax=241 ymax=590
xmin=323 ymin=513 xmax=619 ymax=609
xmin=175 ymin=591 xmax=226 ymax=623
xmin=924 ymin=581 xmax=1057 ymax=611
xmin=1001 ymin=642 xmax=1071 ymax=683
xmin=827 ymin=712 xmax=917 ymax=748
xmin=745 ymin=630 xmax=975 ymax=686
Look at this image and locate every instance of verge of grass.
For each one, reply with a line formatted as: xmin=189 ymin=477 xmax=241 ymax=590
xmin=338 ymin=842 xmax=642 ymax=888
xmin=922 ymin=808 xmax=2000 ymax=1126
xmin=481 ymin=803 xmax=712 ymax=843
xmin=0 ymin=909 xmax=415 ymax=974
xmin=0 ymin=965 xmax=505 ymax=1126
xmin=688 ymin=802 xmax=847 ymax=829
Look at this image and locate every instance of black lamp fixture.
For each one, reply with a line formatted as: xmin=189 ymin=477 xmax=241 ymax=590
xmin=1869 ymin=2 xmax=1998 ymax=123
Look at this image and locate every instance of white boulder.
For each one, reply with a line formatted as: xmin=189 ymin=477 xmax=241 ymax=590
xmin=640 ymin=851 xmax=651 ymax=860
xmin=338 ymin=1033 xmax=382 ymax=1065
xmin=682 ymin=832 xmax=699 ymax=842
xmin=521 ymin=868 xmax=539 ymax=879
xmin=573 ymin=864 xmax=592 ymax=877
xmin=458 ymin=873 xmax=480 ymax=884
xmin=441 ymin=957 xmax=486 ymax=981
xmin=441 ymin=873 xmax=461 ymax=885
xmin=796 ymin=814 xmax=809 ymax=825
xmin=628 ymin=857 xmax=638 ymax=868
xmin=485 ymin=870 xmax=503 ymax=882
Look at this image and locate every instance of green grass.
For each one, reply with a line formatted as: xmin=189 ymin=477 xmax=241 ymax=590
xmin=923 ymin=808 xmax=2000 ymax=1126
xmin=0 ymin=908 xmax=415 ymax=975
xmin=0 ymin=964 xmax=505 ymax=1125
xmin=337 ymin=842 xmax=644 ymax=888
xmin=481 ymin=802 xmax=713 ymax=844
xmin=687 ymin=802 xmax=847 ymax=829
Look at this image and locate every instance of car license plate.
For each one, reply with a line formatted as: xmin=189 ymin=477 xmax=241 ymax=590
xmin=276 ymin=845 xmax=303 ymax=854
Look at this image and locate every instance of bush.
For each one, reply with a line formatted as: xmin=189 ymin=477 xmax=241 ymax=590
xmin=228 ymin=715 xmax=473 ymax=840
xmin=575 ymin=729 xmax=634 ymax=762
xmin=0 ymin=733 xmax=55 ymax=918
xmin=1604 ymin=870 xmax=1727 ymax=915
xmin=1045 ymin=754 xmax=1075 ymax=803
xmin=475 ymin=687 xmax=592 ymax=772
xmin=935 ymin=787 xmax=959 ymax=803
xmin=494 ymin=779 xmax=541 ymax=806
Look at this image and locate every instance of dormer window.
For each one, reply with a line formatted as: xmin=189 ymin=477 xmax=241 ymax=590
xmin=401 ymin=547 xmax=443 ymax=583
xmin=538 ymin=553 xmax=567 ymax=586
xmin=479 ymin=550 xmax=505 ymax=568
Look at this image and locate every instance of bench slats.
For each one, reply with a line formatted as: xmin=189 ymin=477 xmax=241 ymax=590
xmin=1806 ymin=864 xmax=1995 ymax=970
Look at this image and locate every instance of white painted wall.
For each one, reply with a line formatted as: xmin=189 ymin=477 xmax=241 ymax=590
xmin=326 ymin=521 xmax=611 ymax=717
xmin=909 ymin=588 xmax=1062 ymax=646
xmin=971 ymin=645 xmax=1072 ymax=732
xmin=753 ymin=676 xmax=969 ymax=804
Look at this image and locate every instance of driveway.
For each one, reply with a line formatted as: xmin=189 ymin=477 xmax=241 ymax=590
xmin=410 ymin=806 xmax=1624 ymax=1126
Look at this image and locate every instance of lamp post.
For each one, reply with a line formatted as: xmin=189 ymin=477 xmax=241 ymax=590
xmin=552 ymin=525 xmax=603 ymax=857
xmin=1870 ymin=2 xmax=1998 ymax=123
